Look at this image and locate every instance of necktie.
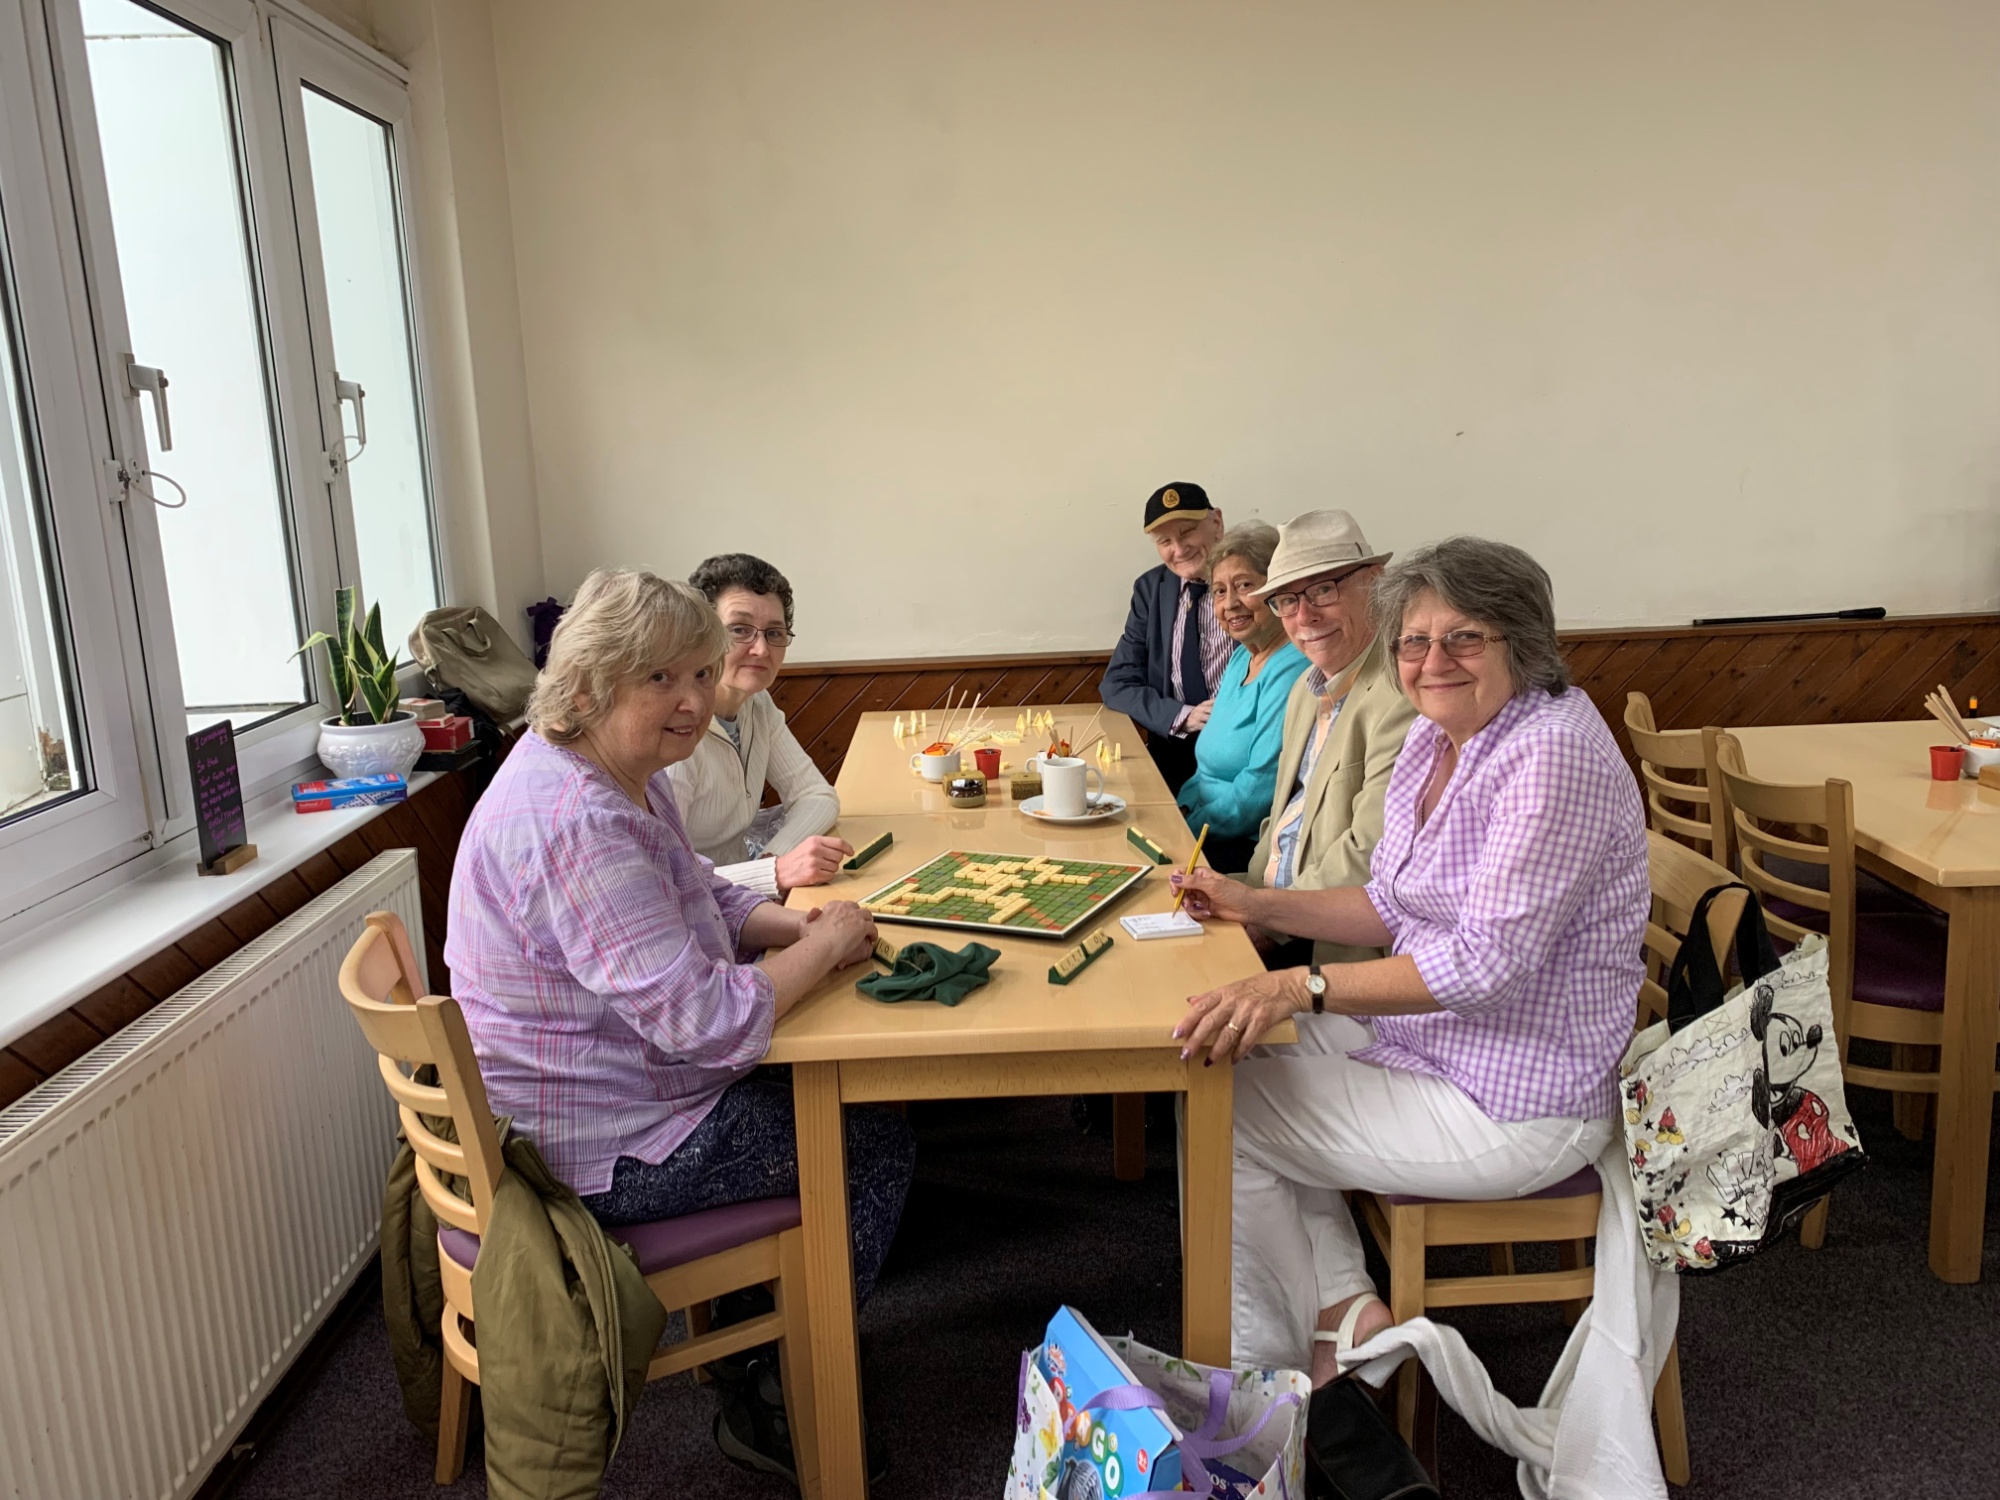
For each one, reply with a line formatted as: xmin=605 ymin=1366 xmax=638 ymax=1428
xmin=1180 ymin=581 xmax=1209 ymax=703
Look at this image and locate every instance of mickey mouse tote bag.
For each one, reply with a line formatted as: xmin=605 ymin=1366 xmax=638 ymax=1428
xmin=1620 ymin=913 xmax=1867 ymax=1273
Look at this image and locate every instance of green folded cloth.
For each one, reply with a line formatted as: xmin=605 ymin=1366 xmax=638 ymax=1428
xmin=856 ymin=941 xmax=1001 ymax=1006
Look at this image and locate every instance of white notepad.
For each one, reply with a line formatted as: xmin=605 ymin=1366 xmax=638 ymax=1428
xmin=1120 ymin=912 xmax=1204 ymax=940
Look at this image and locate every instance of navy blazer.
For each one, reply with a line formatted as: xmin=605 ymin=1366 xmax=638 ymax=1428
xmin=1101 ymin=564 xmax=1212 ymax=738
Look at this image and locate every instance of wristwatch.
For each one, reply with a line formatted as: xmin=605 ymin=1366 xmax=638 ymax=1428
xmin=1304 ymin=960 xmax=1327 ymax=1014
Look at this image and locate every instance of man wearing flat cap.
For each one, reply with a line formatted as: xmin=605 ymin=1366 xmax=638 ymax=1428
xmin=1101 ymin=482 xmax=1232 ymax=793
xmin=1241 ymin=510 xmax=1415 ymax=966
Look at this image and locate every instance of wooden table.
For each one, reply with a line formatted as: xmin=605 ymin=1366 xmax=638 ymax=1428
xmin=835 ymin=706 xmax=1176 ymax=817
xmin=771 ymin=721 xmax=1282 ymax=1498
xmin=1732 ymin=720 xmax=2000 ymax=1283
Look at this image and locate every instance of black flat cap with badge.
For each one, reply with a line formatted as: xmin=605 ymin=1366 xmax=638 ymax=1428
xmin=1142 ymin=481 xmax=1215 ymax=532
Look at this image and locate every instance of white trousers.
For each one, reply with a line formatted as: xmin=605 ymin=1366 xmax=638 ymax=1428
xmin=1231 ymin=1013 xmax=1613 ymax=1372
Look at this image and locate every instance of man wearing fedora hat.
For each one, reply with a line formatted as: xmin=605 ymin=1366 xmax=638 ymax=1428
xmin=1241 ymin=511 xmax=1415 ymax=966
xmin=1101 ymin=482 xmax=1233 ymax=793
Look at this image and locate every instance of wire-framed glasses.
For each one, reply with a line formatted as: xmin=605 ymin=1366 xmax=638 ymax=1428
xmin=1392 ymin=630 xmax=1505 ymax=663
xmin=725 ymin=624 xmax=796 ymax=649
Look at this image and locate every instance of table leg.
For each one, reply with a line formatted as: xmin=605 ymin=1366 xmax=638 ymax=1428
xmin=1930 ymin=886 xmax=2000 ymax=1283
xmin=794 ymin=1061 xmax=868 ymax=1497
xmin=1182 ymin=1058 xmax=1235 ymax=1365
xmin=1112 ymin=1092 xmax=1146 ymax=1181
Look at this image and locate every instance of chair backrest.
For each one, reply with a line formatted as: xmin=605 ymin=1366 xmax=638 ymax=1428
xmin=1624 ymin=692 xmax=1729 ymax=863
xmin=1638 ymin=831 xmax=1748 ymax=1027
xmin=337 ymin=910 xmax=505 ymax=1237
xmin=1710 ymin=732 xmax=1857 ymax=1018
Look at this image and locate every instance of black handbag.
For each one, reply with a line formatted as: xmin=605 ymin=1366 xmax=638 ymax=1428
xmin=1304 ymin=1380 xmax=1439 ymax=1500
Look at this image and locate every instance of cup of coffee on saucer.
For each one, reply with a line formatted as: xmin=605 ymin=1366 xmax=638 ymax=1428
xmin=1036 ymin=755 xmax=1104 ymax=818
xmin=911 ymin=744 xmax=962 ymax=781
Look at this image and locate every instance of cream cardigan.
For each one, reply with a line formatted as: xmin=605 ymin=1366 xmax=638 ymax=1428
xmin=663 ymin=690 xmax=840 ymax=896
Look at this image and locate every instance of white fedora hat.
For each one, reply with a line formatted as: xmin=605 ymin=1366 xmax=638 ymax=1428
xmin=1251 ymin=510 xmax=1392 ymax=599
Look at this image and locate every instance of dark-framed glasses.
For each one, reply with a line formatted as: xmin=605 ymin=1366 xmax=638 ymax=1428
xmin=1393 ymin=629 xmax=1505 ymax=663
xmin=1265 ymin=573 xmax=1356 ymax=617
xmin=726 ymin=624 xmax=795 ymax=649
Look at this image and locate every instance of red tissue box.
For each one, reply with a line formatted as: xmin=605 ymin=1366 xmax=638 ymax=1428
xmin=419 ymin=715 xmax=473 ymax=752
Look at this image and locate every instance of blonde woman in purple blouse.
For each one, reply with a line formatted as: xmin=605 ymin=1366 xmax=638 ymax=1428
xmin=1172 ymin=537 xmax=1648 ymax=1386
xmin=447 ymin=569 xmax=913 ymax=1480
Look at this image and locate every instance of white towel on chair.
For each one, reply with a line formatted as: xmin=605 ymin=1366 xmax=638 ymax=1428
xmin=1340 ymin=1140 xmax=1681 ymax=1500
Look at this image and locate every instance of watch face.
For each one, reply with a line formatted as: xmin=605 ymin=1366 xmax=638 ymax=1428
xmin=1307 ymin=974 xmax=1327 ymax=995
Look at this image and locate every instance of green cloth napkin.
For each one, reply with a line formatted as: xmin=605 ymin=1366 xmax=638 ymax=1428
xmin=856 ymin=941 xmax=1001 ymax=1006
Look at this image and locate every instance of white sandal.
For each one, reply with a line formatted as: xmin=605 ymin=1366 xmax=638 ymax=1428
xmin=1312 ymin=1291 xmax=1388 ymax=1361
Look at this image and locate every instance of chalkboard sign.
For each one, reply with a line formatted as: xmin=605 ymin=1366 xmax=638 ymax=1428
xmin=186 ymin=721 xmax=248 ymax=871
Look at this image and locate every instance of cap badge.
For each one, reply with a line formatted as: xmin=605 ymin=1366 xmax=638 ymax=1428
xmin=1162 ymin=488 xmax=1180 ymax=509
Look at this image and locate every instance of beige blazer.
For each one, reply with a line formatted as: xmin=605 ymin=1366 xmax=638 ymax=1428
xmin=1244 ymin=633 xmax=1417 ymax=963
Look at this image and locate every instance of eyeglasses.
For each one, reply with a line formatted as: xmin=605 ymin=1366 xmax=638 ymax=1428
xmin=725 ymin=624 xmax=795 ymax=649
xmin=1265 ymin=571 xmax=1360 ymax=617
xmin=1392 ymin=630 xmax=1505 ymax=663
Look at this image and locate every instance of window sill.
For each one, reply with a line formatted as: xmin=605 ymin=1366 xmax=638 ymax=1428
xmin=0 ymin=771 xmax=438 ymax=1051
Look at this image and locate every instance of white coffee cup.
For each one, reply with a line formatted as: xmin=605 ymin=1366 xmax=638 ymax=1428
xmin=1036 ymin=754 xmax=1104 ymax=818
xmin=910 ymin=747 xmax=961 ymax=782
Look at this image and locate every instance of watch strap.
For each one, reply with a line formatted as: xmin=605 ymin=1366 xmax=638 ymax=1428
xmin=1309 ymin=959 xmax=1325 ymax=1014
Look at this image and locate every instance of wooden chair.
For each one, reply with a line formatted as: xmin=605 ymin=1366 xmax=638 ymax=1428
xmin=1356 ymin=832 xmax=1716 ymax=1486
xmin=338 ymin=911 xmax=819 ymax=1490
xmin=1624 ymin=693 xmax=1729 ymax=865
xmin=1710 ymin=734 xmax=1979 ymax=1242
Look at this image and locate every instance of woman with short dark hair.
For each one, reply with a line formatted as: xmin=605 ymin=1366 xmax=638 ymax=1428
xmin=672 ymin=553 xmax=849 ymax=895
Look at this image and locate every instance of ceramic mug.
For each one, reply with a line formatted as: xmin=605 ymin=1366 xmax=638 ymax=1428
xmin=911 ymin=747 xmax=962 ymax=781
xmin=1036 ymin=755 xmax=1104 ymax=818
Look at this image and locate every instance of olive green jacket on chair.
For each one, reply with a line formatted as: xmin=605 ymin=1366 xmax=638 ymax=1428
xmin=382 ymin=1108 xmax=668 ymax=1500
xmin=1244 ymin=633 xmax=1417 ymax=965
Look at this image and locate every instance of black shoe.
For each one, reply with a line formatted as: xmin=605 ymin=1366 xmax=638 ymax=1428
xmin=713 ymin=1357 xmax=890 ymax=1489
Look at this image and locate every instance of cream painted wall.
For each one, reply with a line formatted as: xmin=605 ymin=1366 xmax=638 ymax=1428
xmin=482 ymin=1 xmax=2000 ymax=661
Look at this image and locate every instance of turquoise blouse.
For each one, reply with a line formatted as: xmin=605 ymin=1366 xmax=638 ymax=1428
xmin=1176 ymin=640 xmax=1312 ymax=840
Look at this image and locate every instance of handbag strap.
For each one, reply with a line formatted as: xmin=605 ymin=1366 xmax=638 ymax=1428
xmin=1665 ymin=882 xmax=1780 ymax=1033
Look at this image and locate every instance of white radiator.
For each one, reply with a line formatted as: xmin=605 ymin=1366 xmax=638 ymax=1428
xmin=0 ymin=849 xmax=421 ymax=1500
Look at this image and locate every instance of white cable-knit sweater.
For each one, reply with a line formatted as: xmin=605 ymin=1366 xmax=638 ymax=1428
xmin=662 ymin=691 xmax=840 ymax=896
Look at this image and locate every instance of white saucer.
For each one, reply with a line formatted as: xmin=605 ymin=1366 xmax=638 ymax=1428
xmin=1017 ymin=793 xmax=1127 ymax=825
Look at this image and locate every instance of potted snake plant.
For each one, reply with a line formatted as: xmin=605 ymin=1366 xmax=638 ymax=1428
xmin=295 ymin=586 xmax=426 ymax=780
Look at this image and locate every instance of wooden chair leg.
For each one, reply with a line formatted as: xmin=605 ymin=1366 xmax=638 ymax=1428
xmin=774 ymin=1228 xmax=822 ymax=1500
xmin=1653 ymin=1338 xmax=1690 ymax=1485
xmin=436 ymin=1353 xmax=473 ymax=1485
xmin=1487 ymin=1242 xmax=1516 ymax=1276
xmin=687 ymin=1301 xmax=713 ymax=1383
xmin=1112 ymin=1092 xmax=1146 ymax=1181
xmin=1798 ymin=1196 xmax=1830 ymax=1250
xmin=1555 ymin=1239 xmax=1590 ymax=1326
xmin=1385 ymin=1204 xmax=1427 ymax=1444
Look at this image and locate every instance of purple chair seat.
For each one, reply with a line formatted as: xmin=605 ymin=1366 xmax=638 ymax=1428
xmin=1381 ymin=1165 xmax=1599 ymax=1208
xmin=1768 ymin=907 xmax=1949 ymax=1013
xmin=440 ymin=1195 xmax=802 ymax=1276
xmin=1761 ymin=856 xmax=1935 ymax=917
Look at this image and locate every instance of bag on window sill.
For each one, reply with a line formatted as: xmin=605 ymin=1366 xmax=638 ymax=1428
xmin=1620 ymin=885 xmax=1867 ymax=1274
xmin=409 ymin=605 xmax=539 ymax=722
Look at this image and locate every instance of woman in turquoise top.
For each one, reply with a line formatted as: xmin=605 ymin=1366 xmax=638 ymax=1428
xmin=1178 ymin=522 xmax=1311 ymax=872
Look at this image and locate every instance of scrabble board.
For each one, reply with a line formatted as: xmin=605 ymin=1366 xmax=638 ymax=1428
xmin=858 ymin=850 xmax=1152 ymax=940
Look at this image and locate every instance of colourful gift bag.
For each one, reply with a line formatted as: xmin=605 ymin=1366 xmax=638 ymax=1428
xmin=1006 ymin=1325 xmax=1308 ymax=1499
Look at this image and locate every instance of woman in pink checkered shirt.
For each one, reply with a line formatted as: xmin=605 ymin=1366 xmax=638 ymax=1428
xmin=447 ymin=569 xmax=913 ymax=1481
xmin=1173 ymin=537 xmax=1648 ymax=1387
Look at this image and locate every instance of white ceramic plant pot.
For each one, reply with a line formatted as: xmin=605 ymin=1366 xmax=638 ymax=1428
xmin=317 ymin=712 xmax=426 ymax=781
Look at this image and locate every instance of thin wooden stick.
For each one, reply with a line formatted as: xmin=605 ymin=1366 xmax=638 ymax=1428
xmin=1171 ymin=824 xmax=1210 ymax=914
xmin=1928 ymin=698 xmax=1971 ymax=744
xmin=1075 ymin=732 xmax=1106 ymax=759
xmin=1936 ymin=685 xmax=1974 ymax=741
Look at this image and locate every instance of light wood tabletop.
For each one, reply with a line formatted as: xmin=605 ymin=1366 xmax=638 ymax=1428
xmin=835 ymin=706 xmax=1175 ymax=816
xmin=1732 ymin=720 xmax=2000 ymax=887
xmin=1733 ymin=719 xmax=2000 ymax=1284
xmin=773 ymin=713 xmax=1278 ymax=1498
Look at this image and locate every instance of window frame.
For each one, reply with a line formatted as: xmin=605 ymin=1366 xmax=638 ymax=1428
xmin=269 ymin=10 xmax=452 ymax=652
xmin=0 ymin=0 xmax=167 ymax=918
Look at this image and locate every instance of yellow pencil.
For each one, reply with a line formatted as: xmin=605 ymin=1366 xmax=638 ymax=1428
xmin=1171 ymin=823 xmax=1210 ymax=914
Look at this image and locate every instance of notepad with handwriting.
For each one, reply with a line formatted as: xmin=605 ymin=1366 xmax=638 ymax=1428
xmin=1119 ymin=912 xmax=1203 ymax=940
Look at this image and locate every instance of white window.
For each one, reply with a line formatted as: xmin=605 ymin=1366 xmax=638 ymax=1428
xmin=0 ymin=0 xmax=443 ymax=918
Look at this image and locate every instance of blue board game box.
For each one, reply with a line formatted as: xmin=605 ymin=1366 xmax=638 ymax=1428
xmin=1039 ymin=1306 xmax=1182 ymax=1497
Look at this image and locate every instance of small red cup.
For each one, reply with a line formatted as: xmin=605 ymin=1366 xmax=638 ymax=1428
xmin=974 ymin=747 xmax=1001 ymax=779
xmin=1931 ymin=744 xmax=1966 ymax=781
